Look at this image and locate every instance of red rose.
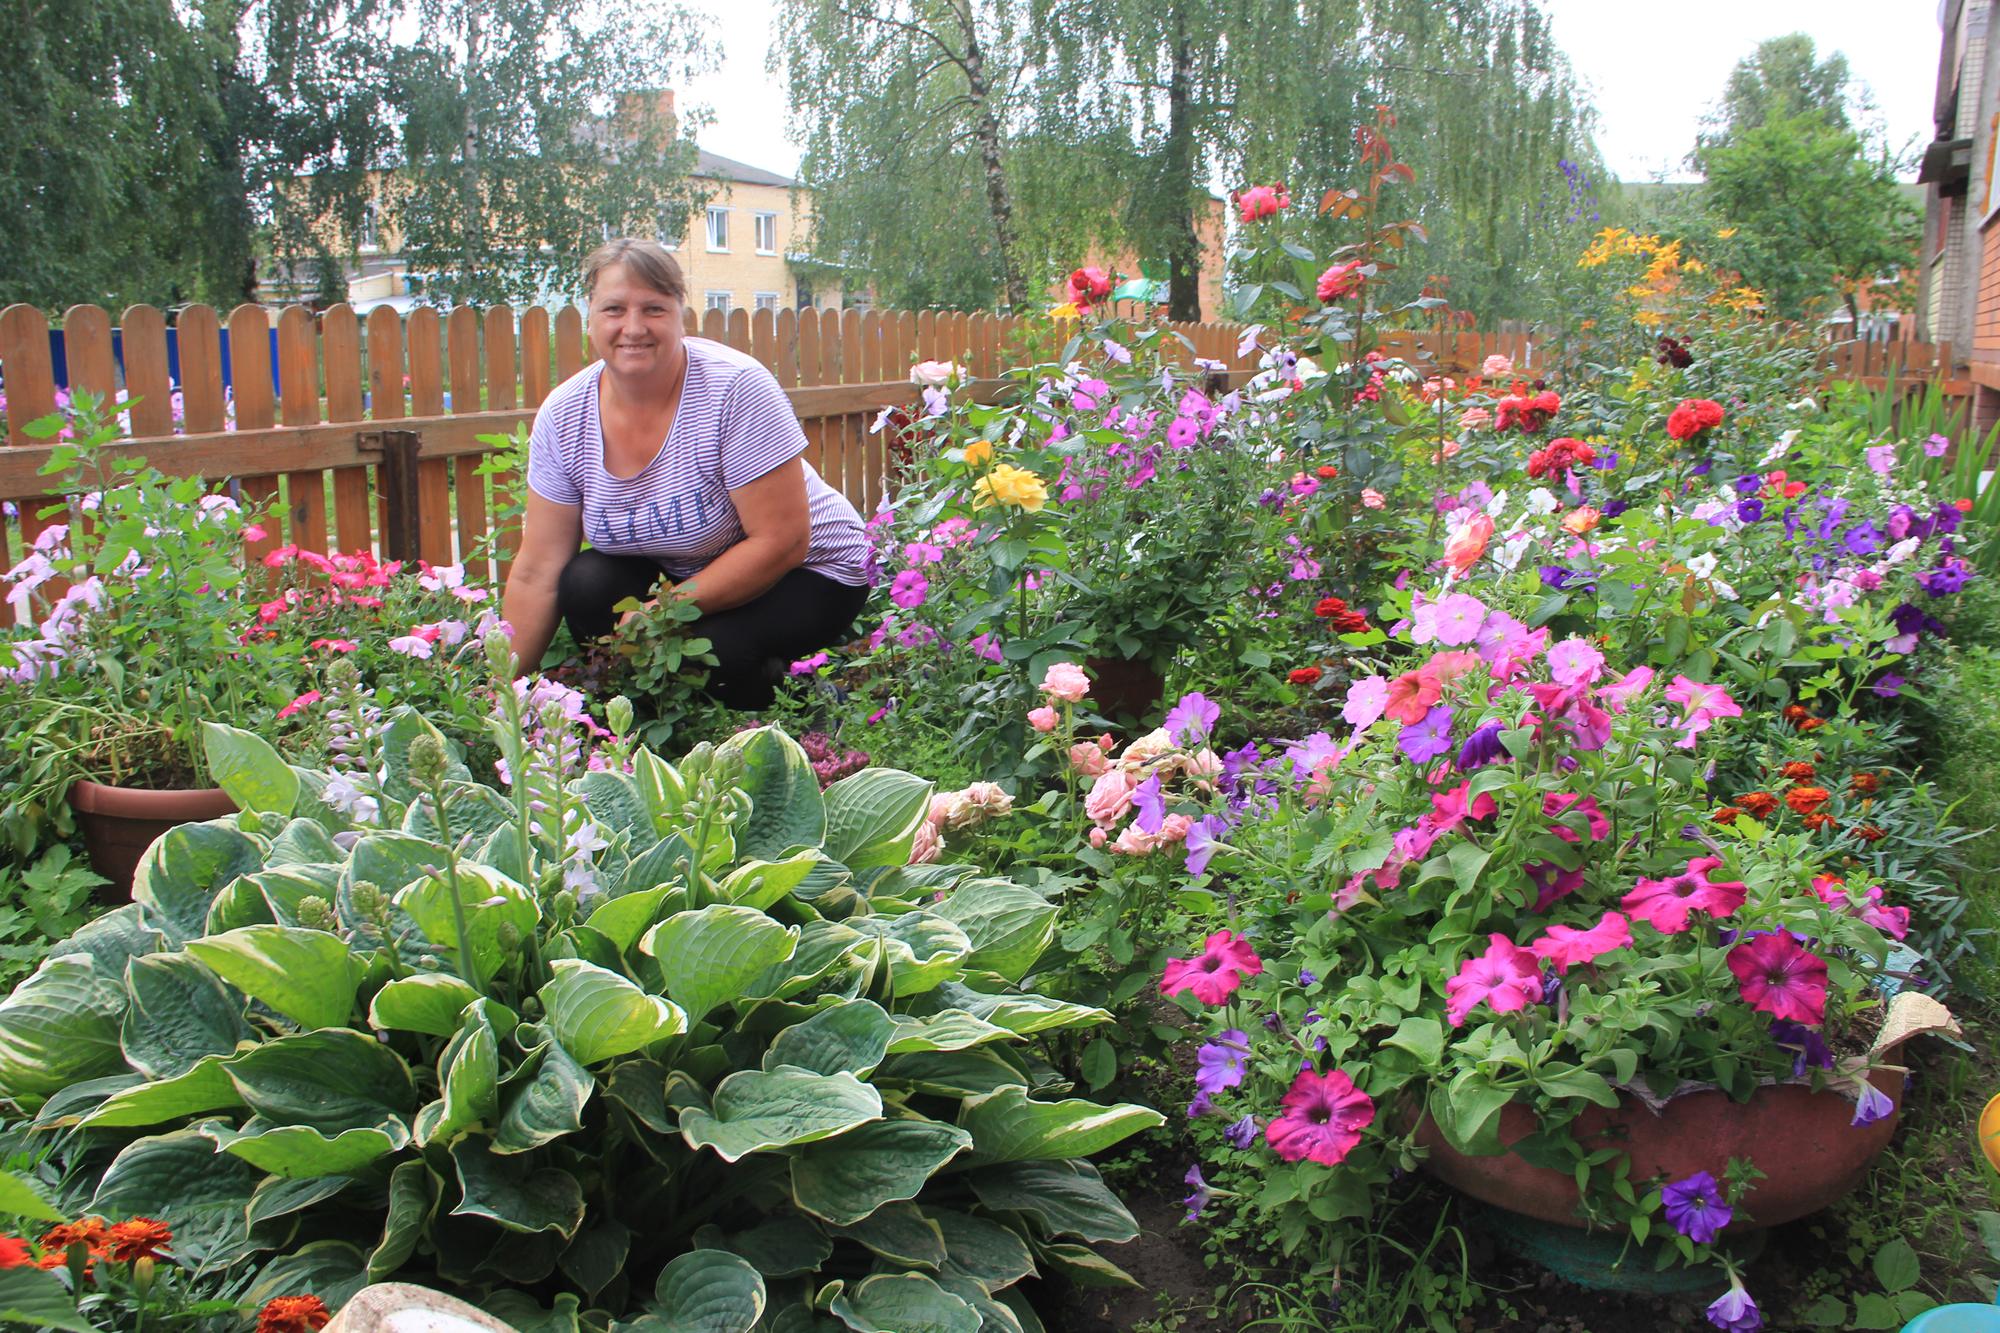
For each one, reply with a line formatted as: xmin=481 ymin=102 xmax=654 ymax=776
xmin=1666 ymin=398 xmax=1724 ymax=441
xmin=1289 ymin=666 xmax=1324 ymax=686
xmin=1316 ymin=262 xmax=1364 ymax=303
xmin=1065 ymin=266 xmax=1113 ymax=307
xmin=1314 ymin=597 xmax=1348 ymax=618
xmin=1316 ymin=465 xmax=1339 ymax=479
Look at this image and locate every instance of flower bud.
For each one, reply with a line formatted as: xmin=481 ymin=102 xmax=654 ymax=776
xmin=495 ymin=921 xmax=523 ymax=952
xmin=297 ymin=895 xmax=339 ymax=933
xmin=541 ymin=700 xmax=570 ymax=733
xmin=606 ymin=695 xmax=634 ymax=738
xmin=327 ymin=658 xmax=361 ymax=691
xmin=408 ymin=734 xmax=449 ymax=785
xmin=351 ymin=880 xmax=387 ymax=918
xmin=484 ymin=627 xmax=514 ymax=675
xmin=553 ymin=889 xmax=577 ymax=921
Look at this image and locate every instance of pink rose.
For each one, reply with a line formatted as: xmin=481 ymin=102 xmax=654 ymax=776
xmin=1360 ymin=489 xmax=1386 ymax=509
xmin=1027 ymin=706 xmax=1058 ymax=732
xmin=907 ymin=820 xmax=941 ymax=864
xmin=1084 ymin=768 xmax=1137 ymax=828
xmin=1041 ymin=661 xmax=1092 ymax=702
xmin=1069 ymin=742 xmax=1109 ymax=777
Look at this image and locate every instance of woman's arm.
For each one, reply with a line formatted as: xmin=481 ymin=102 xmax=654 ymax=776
xmin=502 ymin=492 xmax=585 ymax=674
xmin=674 ymin=459 xmax=812 ymax=614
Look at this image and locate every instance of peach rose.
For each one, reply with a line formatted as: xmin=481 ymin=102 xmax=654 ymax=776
xmin=1084 ymin=768 xmax=1138 ymax=828
xmin=1041 ymin=661 xmax=1092 ymax=702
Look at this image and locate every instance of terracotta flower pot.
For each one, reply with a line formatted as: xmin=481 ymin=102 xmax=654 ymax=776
xmin=68 ymin=780 xmax=238 ymax=902
xmin=1413 ymin=993 xmax=1958 ymax=1232
xmin=1083 ymin=656 xmax=1166 ymax=725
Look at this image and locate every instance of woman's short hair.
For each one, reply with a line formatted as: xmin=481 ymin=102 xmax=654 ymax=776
xmin=582 ymin=238 xmax=688 ymax=305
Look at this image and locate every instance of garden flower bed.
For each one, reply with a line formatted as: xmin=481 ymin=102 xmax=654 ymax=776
xmin=0 ymin=187 xmax=1994 ymax=1333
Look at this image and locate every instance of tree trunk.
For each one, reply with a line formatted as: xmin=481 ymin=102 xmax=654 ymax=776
xmin=960 ymin=9 xmax=1028 ymax=311
xmin=1163 ymin=33 xmax=1202 ymax=322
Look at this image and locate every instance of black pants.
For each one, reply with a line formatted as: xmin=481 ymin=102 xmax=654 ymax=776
xmin=556 ymin=550 xmax=867 ymax=710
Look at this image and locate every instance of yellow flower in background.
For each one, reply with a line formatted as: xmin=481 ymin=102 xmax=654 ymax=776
xmin=1717 ymin=227 xmax=1738 ymax=239
xmin=1051 ymin=302 xmax=1080 ymax=320
xmin=962 ymin=439 xmax=995 ymax=467
xmin=972 ymin=463 xmax=1049 ymax=512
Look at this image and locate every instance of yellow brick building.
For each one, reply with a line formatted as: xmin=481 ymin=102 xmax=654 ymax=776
xmin=664 ymin=151 xmax=818 ymax=316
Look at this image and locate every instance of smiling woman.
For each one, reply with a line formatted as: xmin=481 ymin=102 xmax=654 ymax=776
xmin=500 ymin=238 xmax=870 ymax=709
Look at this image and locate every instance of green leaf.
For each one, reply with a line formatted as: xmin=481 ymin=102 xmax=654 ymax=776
xmin=718 ymin=853 xmax=825 ymax=912
xmin=1796 ymin=1294 xmax=1846 ymax=1327
xmin=709 ymin=1216 xmax=830 ymax=1280
xmin=81 ymin=1055 xmax=244 ymax=1127
xmin=847 ymin=914 xmax=971 ymax=997
xmin=931 ymin=880 xmax=1057 ymax=982
xmin=830 ymin=1201 xmax=947 ymax=1269
xmin=450 ymin=1137 xmax=587 ymax=1238
xmin=1895 ymin=1292 xmax=1938 ymax=1321
xmin=394 ymin=863 xmax=539 ymax=985
xmin=370 ymin=974 xmax=480 ymax=1036
xmin=1534 ymin=1065 xmax=1620 ymax=1107
xmin=1034 ymin=1242 xmax=1138 ymax=1288
xmin=224 ymin=1027 xmax=418 ymax=1131
xmin=0 ymin=955 xmax=130 ymax=1098
xmin=345 ymin=832 xmax=449 ymax=897
xmin=921 ymin=1206 xmax=1034 ymax=1293
xmin=883 ymin=1011 xmax=1015 ymax=1054
xmin=494 ymin=1030 xmax=596 ymax=1153
xmin=132 ymin=823 xmax=265 ymax=946
xmin=679 ymin=1067 xmax=882 ymax=1163
xmin=267 ymin=818 xmax=345 ymax=866
xmin=586 ymin=885 xmax=679 ymax=953
xmin=965 ymin=1160 xmax=1138 ymax=1242
xmin=119 ymin=951 xmax=253 ymax=1079
xmin=202 ymin=1114 xmax=409 ymax=1178
xmin=1850 ymin=1292 xmax=1902 ymax=1330
xmin=743 ymin=920 xmax=863 ymax=1001
xmin=932 ymin=985 xmax=1111 ymax=1035
xmin=765 ymin=1000 xmax=897 ymax=1077
xmin=1873 ymin=1237 xmax=1920 ymax=1294
xmin=957 ymin=1087 xmax=1162 ymax=1166
xmin=722 ymin=728 xmax=826 ymax=861
xmin=559 ymin=1220 xmax=632 ymax=1304
xmin=1974 ymin=1210 xmax=2000 ymax=1263
xmin=89 ymin=1129 xmax=265 ymax=1255
xmin=877 ymin=1049 xmax=1030 ymax=1099
xmin=1383 ymin=1016 xmax=1444 ymax=1068
xmin=414 ymin=1000 xmax=507 ymax=1146
xmin=369 ymin=1160 xmax=434 ymax=1282
xmin=185 ymin=925 xmax=365 ymax=1032
xmin=605 ymin=1057 xmax=675 ymax=1134
xmin=1078 ymin=1039 xmax=1116 ymax=1091
xmin=652 ymin=1249 xmax=768 ymax=1333
xmin=241 ymin=1240 xmax=370 ymax=1315
xmin=0 ymin=1265 xmax=99 ymax=1332
xmin=1436 ymin=1075 xmax=1514 ymax=1157
xmin=246 ymin=1173 xmax=352 ymax=1227
xmin=0 ymin=1171 xmax=63 ymax=1224
xmin=792 ymin=1119 xmax=973 ymax=1225
xmin=828 ymin=1272 xmax=979 ymax=1333
xmin=644 ymin=906 xmax=800 ymax=1023
xmin=823 ymin=769 xmax=934 ymax=870
xmin=379 ymin=706 xmax=468 ymax=802
xmin=542 ymin=960 xmax=687 ymax=1064
xmin=202 ymin=722 xmax=300 ymax=816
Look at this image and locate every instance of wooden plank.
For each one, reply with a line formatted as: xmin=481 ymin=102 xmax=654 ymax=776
xmin=684 ymin=307 xmax=700 ymax=338
xmin=177 ymin=305 xmax=226 ymax=434
xmin=727 ymin=307 xmax=751 ymax=353
xmin=367 ymin=306 xmax=405 ymax=421
xmin=322 ymin=305 xmax=372 ymax=557
xmin=1 ymin=305 xmax=57 ymax=591
xmin=888 ymin=309 xmax=910 ymax=385
xmin=276 ymin=306 xmax=326 ymax=555
xmin=407 ymin=308 xmax=444 ymax=417
xmin=860 ymin=311 xmax=884 ymax=513
xmin=822 ymin=311 xmax=847 ymax=496
xmin=702 ymin=307 xmax=726 ymax=344
xmin=774 ymin=307 xmax=798 ymax=388
xmin=752 ymin=307 xmax=776 ymax=372
xmin=555 ymin=305 xmax=585 ymax=384
xmin=485 ymin=307 xmax=517 ymax=412
xmin=62 ymin=305 xmax=117 ymax=407
xmin=120 ymin=305 xmax=175 ymax=439
xmin=463 ymin=307 xmax=514 ymax=572
xmin=228 ymin=304 xmax=281 ymax=568
xmin=521 ymin=307 xmax=552 ymax=407
xmin=917 ymin=309 xmax=937 ymax=364
xmin=841 ymin=310 xmax=863 ymax=512
xmin=797 ymin=312 xmax=824 ymax=485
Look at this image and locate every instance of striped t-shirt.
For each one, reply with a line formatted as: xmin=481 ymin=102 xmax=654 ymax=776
xmin=526 ymin=339 xmax=869 ymax=587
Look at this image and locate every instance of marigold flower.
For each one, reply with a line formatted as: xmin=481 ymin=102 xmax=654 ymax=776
xmin=1288 ymin=666 xmax=1323 ymax=686
xmin=1850 ymin=771 xmax=1880 ymax=794
xmin=1736 ymin=792 xmax=1779 ymax=820
xmin=1779 ymin=761 xmax=1816 ymax=781
xmin=256 ymin=1295 xmax=333 ymax=1333
xmin=1785 ymin=786 xmax=1831 ymax=816
xmin=1801 ymin=812 xmax=1838 ymax=832
xmin=0 ymin=1238 xmax=31 ymax=1269
xmin=1712 ymin=807 xmax=1741 ymax=824
xmin=1850 ymin=824 xmax=1886 ymax=842
xmin=106 ymin=1218 xmax=172 ymax=1263
xmin=1781 ymin=704 xmax=1824 ymax=730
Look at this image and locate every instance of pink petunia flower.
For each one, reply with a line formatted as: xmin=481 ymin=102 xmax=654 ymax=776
xmin=1264 ymin=1067 xmax=1374 ymax=1165
xmin=1621 ymin=856 xmax=1748 ymax=933
xmin=1812 ymin=875 xmax=1910 ymax=941
xmin=1546 ymin=636 xmax=1606 ymax=687
xmin=1542 ymin=793 xmax=1609 ymax=843
xmin=1382 ymin=669 xmax=1443 ymax=725
xmin=1664 ymin=674 xmax=1742 ymax=747
xmin=1531 ymin=912 xmax=1632 ymax=974
xmin=1526 ymin=861 xmax=1586 ymax=912
xmin=1343 ymin=676 xmax=1389 ymax=729
xmin=1445 ymin=933 xmax=1543 ymax=1026
xmin=1597 ymin=665 xmax=1655 ymax=713
xmin=1430 ymin=593 xmax=1487 ymax=647
xmin=276 ymin=690 xmax=322 ymax=720
xmin=1161 ymin=930 xmax=1265 ymax=1005
xmin=1727 ymin=932 xmax=1829 ymax=1024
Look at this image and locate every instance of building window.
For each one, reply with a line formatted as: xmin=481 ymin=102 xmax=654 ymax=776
xmin=705 ymin=291 xmax=732 ymax=313
xmin=754 ymin=212 xmax=778 ymax=255
xmin=753 ymin=292 xmax=780 ymax=312
xmin=657 ymin=209 xmax=681 ymax=249
xmin=358 ymin=201 xmax=380 ymax=252
xmin=706 ymin=207 xmax=729 ymax=252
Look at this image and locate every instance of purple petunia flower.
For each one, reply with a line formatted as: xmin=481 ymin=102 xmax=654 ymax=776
xmin=1661 ymin=1171 xmax=1733 ymax=1243
xmin=1936 ymin=501 xmax=1963 ymax=535
xmin=1224 ymin=1114 xmax=1258 ymax=1150
xmin=1767 ymin=1019 xmax=1833 ymax=1076
xmin=1539 ymin=565 xmax=1590 ymax=591
xmin=1843 ymin=521 xmax=1883 ymax=557
xmin=1298 ymin=969 xmax=1317 ymax=987
xmin=1133 ymin=774 xmax=1165 ymax=834
xmin=1455 ymin=720 xmax=1507 ymax=771
xmin=1183 ymin=1164 xmax=1211 ymax=1221
xmin=1707 ymin=1279 xmax=1762 ymax=1333
xmin=1851 ymin=1081 xmax=1894 ymax=1127
xmin=1920 ymin=561 xmax=1975 ymax=597
xmin=1256 ymin=488 xmax=1284 ymax=509
xmin=1736 ymin=497 xmax=1764 ymax=523
xmin=1733 ymin=474 xmax=1761 ymax=494
xmin=1397 ymin=706 xmax=1456 ymax=764
xmin=1690 ymin=459 xmax=1714 ymax=476
xmin=1166 ymin=691 xmax=1222 ymax=746
xmin=1603 ymin=498 xmax=1630 ymax=518
xmin=1186 ymin=1090 xmax=1216 ymax=1118
xmin=1184 ymin=814 xmax=1229 ymax=878
xmin=1195 ymin=1030 xmax=1251 ymax=1095
xmin=1926 ymin=433 xmax=1951 ymax=457
xmin=1871 ymin=673 xmax=1905 ymax=698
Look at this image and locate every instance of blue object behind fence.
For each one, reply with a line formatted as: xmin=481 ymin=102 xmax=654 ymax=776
xmin=45 ymin=325 xmax=281 ymax=395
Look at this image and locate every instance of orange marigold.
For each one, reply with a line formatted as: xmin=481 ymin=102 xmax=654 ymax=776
xmin=0 ymin=1238 xmax=32 ymax=1269
xmin=1850 ymin=772 xmax=1880 ymax=795
xmin=39 ymin=1219 xmax=109 ymax=1255
xmin=1781 ymin=705 xmax=1818 ymax=728
xmin=1849 ymin=824 xmax=1887 ymax=842
xmin=1786 ymin=786 xmax=1831 ymax=816
xmin=256 ymin=1296 xmax=332 ymax=1333
xmin=1736 ymin=792 xmax=1780 ymax=820
xmin=1778 ymin=761 xmax=1816 ymax=781
xmin=1801 ymin=812 xmax=1838 ymax=832
xmin=1712 ymin=807 xmax=1741 ymax=824
xmin=107 ymin=1218 xmax=172 ymax=1263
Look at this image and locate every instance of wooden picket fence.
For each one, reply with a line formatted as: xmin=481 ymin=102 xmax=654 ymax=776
xmin=0 ymin=303 xmax=1263 ymax=598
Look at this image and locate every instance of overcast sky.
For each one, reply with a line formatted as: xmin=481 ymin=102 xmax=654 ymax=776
xmin=682 ymin=0 xmax=1946 ymax=183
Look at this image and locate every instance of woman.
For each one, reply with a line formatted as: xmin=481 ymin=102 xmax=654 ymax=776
xmin=502 ymin=238 xmax=870 ymax=709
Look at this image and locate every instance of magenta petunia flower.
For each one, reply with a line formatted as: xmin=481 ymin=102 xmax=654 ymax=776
xmin=1727 ymin=932 xmax=1829 ymax=1024
xmin=1597 ymin=664 xmax=1654 ymax=713
xmin=1542 ymin=793 xmax=1609 ymax=843
xmin=1621 ymin=856 xmax=1748 ymax=933
xmin=1664 ymin=674 xmax=1741 ymax=747
xmin=1161 ymin=931 xmax=1264 ymax=1005
xmin=1530 ymin=912 xmax=1632 ymax=974
xmin=1526 ymin=861 xmax=1586 ymax=912
xmin=1264 ymin=1067 xmax=1375 ymax=1165
xmin=1445 ymin=933 xmax=1543 ymax=1026
xmin=889 ymin=570 xmax=929 ymax=609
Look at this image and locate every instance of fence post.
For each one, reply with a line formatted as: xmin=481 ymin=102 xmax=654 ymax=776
xmin=362 ymin=430 xmax=424 ymax=562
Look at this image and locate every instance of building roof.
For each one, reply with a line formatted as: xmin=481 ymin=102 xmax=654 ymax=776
xmin=695 ymin=150 xmax=795 ymax=189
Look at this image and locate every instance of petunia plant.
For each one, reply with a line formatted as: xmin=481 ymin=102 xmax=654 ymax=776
xmin=0 ymin=630 xmax=1162 ymax=1331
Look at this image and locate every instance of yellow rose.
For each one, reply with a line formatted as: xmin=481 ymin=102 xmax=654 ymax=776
xmin=962 ymin=439 xmax=995 ymax=468
xmin=972 ymin=463 xmax=1048 ymax=512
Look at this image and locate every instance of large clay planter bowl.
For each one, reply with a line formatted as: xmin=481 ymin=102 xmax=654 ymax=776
xmin=69 ymin=780 xmax=238 ymax=901
xmin=1415 ymin=1057 xmax=1906 ymax=1230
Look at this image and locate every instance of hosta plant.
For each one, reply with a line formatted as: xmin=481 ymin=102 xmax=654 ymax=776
xmin=0 ymin=640 xmax=1159 ymax=1333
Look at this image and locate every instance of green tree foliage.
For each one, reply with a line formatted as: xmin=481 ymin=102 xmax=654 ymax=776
xmin=1693 ymin=35 xmax=1916 ymax=323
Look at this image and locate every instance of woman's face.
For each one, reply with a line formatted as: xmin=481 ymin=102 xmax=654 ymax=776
xmin=588 ymin=263 xmax=685 ymax=381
